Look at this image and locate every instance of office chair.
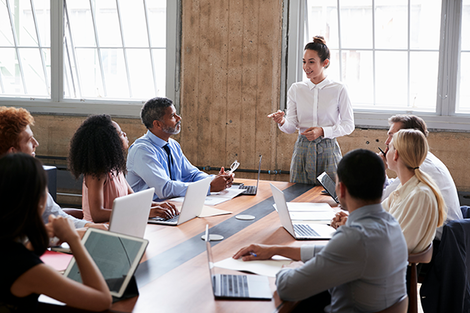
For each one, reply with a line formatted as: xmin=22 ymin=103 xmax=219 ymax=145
xmin=376 ymin=294 xmax=408 ymax=313
xmin=408 ymin=243 xmax=433 ymax=313
xmin=63 ymin=208 xmax=84 ymax=220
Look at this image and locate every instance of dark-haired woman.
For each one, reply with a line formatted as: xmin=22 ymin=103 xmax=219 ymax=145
xmin=0 ymin=153 xmax=111 ymax=312
xmin=69 ymin=115 xmax=177 ymax=223
xmin=268 ymin=36 xmax=354 ymax=184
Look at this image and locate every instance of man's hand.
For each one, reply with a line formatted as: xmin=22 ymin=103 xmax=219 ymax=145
xmin=84 ymin=223 xmax=109 ymax=230
xmin=210 ymin=167 xmax=234 ymax=192
xmin=233 ymin=244 xmax=275 ymax=261
xmin=301 ymin=127 xmax=324 ymax=141
xmin=330 ymin=211 xmax=348 ymax=229
xmin=267 ymin=110 xmax=286 ymax=125
xmin=282 ymin=261 xmax=304 ymax=270
xmin=149 ymin=201 xmax=179 ymax=219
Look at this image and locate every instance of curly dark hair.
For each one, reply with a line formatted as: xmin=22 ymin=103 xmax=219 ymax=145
xmin=68 ymin=114 xmax=126 ymax=179
xmin=0 ymin=153 xmax=49 ymax=256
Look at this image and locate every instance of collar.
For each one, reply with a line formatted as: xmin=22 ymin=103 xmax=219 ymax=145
xmin=346 ymin=203 xmax=384 ymax=226
xmin=307 ymin=77 xmax=330 ymax=90
xmin=394 ymin=175 xmax=420 ymax=199
xmin=145 ymin=130 xmax=168 ymax=149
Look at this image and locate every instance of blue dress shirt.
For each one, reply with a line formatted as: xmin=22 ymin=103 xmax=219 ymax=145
xmin=126 ymin=130 xmax=210 ymax=201
xmin=276 ymin=204 xmax=408 ymax=312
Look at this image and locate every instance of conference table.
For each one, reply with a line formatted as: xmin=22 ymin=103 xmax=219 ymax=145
xmin=39 ymin=179 xmax=339 ymax=313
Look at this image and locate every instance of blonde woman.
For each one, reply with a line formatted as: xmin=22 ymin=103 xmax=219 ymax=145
xmin=332 ymin=129 xmax=446 ymax=254
xmin=382 ymin=129 xmax=446 ymax=253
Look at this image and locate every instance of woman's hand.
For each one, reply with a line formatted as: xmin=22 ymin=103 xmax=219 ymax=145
xmin=149 ymin=202 xmax=179 ymax=219
xmin=301 ymin=127 xmax=324 ymax=141
xmin=47 ymin=215 xmax=80 ymax=244
xmin=267 ymin=110 xmax=286 ymax=126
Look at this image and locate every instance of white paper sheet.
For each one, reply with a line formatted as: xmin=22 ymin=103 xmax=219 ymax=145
xmin=214 ymin=256 xmax=292 ymax=277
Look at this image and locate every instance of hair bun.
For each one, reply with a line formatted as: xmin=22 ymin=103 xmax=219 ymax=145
xmin=313 ymin=36 xmax=326 ymax=45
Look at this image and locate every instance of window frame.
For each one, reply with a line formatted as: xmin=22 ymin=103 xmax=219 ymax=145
xmin=0 ymin=0 xmax=181 ymax=117
xmin=282 ymin=0 xmax=470 ymax=131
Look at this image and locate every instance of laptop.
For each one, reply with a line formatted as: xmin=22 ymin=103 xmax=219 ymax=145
xmin=270 ymin=184 xmax=335 ymax=240
xmin=108 ymin=187 xmax=154 ymax=238
xmin=63 ymin=228 xmax=148 ymax=298
xmin=148 ymin=177 xmax=211 ymax=225
xmin=239 ymin=155 xmax=262 ymax=195
xmin=51 ymin=188 xmax=154 ymax=254
xmin=317 ymin=172 xmax=340 ymax=204
xmin=204 ymin=225 xmax=272 ymax=300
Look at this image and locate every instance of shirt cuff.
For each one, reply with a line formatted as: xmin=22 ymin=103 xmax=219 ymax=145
xmin=300 ymin=244 xmax=325 ymax=262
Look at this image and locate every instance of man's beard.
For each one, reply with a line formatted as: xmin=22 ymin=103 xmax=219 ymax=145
xmin=163 ymin=122 xmax=181 ymax=135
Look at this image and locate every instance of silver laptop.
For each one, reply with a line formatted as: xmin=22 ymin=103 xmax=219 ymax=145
xmin=148 ymin=177 xmax=211 ymax=226
xmin=270 ymin=184 xmax=335 ymax=240
xmin=64 ymin=228 xmax=148 ymax=298
xmin=239 ymin=155 xmax=262 ymax=195
xmin=317 ymin=172 xmax=340 ymax=204
xmin=204 ymin=225 xmax=272 ymax=300
xmin=109 ymin=187 xmax=154 ymax=238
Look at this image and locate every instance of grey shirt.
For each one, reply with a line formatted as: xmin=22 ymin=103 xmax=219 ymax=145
xmin=42 ymin=193 xmax=87 ymax=229
xmin=276 ymin=204 xmax=408 ymax=312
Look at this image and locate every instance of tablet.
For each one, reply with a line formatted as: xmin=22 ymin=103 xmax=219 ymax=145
xmin=63 ymin=228 xmax=148 ymax=298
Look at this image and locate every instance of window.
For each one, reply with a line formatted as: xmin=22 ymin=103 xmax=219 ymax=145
xmin=284 ymin=0 xmax=470 ymax=130
xmin=0 ymin=0 xmax=180 ymax=116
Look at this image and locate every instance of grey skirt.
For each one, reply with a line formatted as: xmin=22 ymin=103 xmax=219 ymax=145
xmin=290 ymin=135 xmax=342 ymax=185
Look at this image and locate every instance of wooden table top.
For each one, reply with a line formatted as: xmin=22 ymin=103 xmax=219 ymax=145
xmin=39 ymin=179 xmax=338 ymax=313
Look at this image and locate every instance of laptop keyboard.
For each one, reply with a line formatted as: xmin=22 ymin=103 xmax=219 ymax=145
xmin=294 ymin=224 xmax=320 ymax=237
xmin=240 ymin=185 xmax=257 ymax=195
xmin=151 ymin=215 xmax=179 ymax=223
xmin=220 ymin=274 xmax=249 ymax=297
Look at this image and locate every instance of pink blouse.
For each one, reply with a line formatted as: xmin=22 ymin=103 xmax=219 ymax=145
xmin=82 ymin=171 xmax=129 ymax=222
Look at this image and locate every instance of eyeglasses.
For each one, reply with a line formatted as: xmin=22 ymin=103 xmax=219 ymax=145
xmin=228 ymin=160 xmax=240 ymax=174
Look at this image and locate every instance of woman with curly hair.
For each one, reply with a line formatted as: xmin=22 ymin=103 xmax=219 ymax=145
xmin=69 ymin=114 xmax=178 ymax=223
xmin=0 ymin=153 xmax=111 ymax=312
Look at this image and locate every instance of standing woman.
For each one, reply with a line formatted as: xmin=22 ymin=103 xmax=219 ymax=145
xmin=68 ymin=114 xmax=178 ymax=223
xmin=268 ymin=36 xmax=354 ymax=184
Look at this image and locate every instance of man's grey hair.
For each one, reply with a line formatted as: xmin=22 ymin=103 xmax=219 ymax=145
xmin=141 ymin=97 xmax=173 ymax=129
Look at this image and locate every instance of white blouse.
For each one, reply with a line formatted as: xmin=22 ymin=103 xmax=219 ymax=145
xmin=382 ymin=175 xmax=439 ymax=254
xmin=279 ymin=78 xmax=355 ymax=139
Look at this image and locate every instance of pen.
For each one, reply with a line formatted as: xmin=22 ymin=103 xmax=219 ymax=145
xmin=378 ymin=147 xmax=386 ymax=157
xmin=249 ymin=252 xmax=257 ymax=257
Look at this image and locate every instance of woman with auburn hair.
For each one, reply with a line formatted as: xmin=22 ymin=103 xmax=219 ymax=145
xmin=331 ymin=129 xmax=446 ymax=254
xmin=68 ymin=114 xmax=178 ymax=223
xmin=267 ymin=36 xmax=354 ymax=184
xmin=0 ymin=153 xmax=111 ymax=312
xmin=382 ymin=128 xmax=446 ymax=253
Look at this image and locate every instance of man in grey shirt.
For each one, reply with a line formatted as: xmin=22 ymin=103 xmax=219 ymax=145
xmin=233 ymin=149 xmax=408 ymax=312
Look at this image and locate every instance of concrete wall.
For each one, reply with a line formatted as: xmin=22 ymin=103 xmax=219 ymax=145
xmin=29 ymin=0 xmax=470 ymax=192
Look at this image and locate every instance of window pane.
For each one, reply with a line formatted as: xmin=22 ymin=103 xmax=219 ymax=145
xmin=339 ymin=2 xmax=373 ymax=49
xmin=101 ymin=49 xmax=128 ymax=98
xmin=95 ymin=1 xmax=121 ymax=47
xmin=119 ymin=0 xmax=148 ymax=47
xmin=152 ymin=49 xmax=166 ymax=97
xmin=74 ymin=49 xmax=104 ymax=98
xmin=147 ymin=0 xmax=167 ymax=47
xmin=375 ymin=0 xmax=408 ymax=50
xmin=461 ymin=0 xmax=470 ymax=51
xmin=375 ymin=51 xmax=408 ymax=107
xmin=410 ymin=0 xmax=441 ymax=50
xmin=0 ymin=48 xmax=24 ymax=94
xmin=20 ymin=48 xmax=48 ymax=96
xmin=409 ymin=51 xmax=437 ymax=112
xmin=0 ymin=1 xmax=14 ymax=46
xmin=305 ymin=0 xmax=339 ymax=49
xmin=66 ymin=1 xmax=96 ymax=47
xmin=342 ymin=51 xmax=374 ymax=108
xmin=127 ymin=49 xmax=154 ymax=98
xmin=9 ymin=0 xmax=38 ymax=46
xmin=458 ymin=52 xmax=470 ymax=113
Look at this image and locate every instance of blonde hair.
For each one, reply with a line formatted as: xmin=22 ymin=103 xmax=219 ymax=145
xmin=392 ymin=129 xmax=446 ymax=226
